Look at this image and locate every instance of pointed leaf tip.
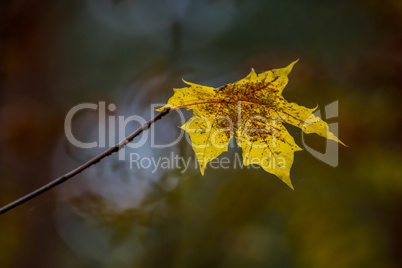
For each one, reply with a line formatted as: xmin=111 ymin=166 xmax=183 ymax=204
xmin=246 ymin=68 xmax=257 ymax=79
xmin=289 ymin=184 xmax=295 ymax=190
xmin=200 ymin=164 xmax=205 ymax=175
xmin=283 ymin=59 xmax=299 ymax=75
xmin=283 ymin=177 xmax=295 ymax=190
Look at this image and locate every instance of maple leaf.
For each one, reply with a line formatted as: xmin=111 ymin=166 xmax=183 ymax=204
xmin=158 ymin=60 xmax=345 ymax=188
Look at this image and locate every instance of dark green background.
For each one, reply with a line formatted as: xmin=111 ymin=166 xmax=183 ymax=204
xmin=1 ymin=0 xmax=401 ymax=267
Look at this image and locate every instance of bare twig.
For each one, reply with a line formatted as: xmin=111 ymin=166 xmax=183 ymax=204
xmin=0 ymin=107 xmax=171 ymax=215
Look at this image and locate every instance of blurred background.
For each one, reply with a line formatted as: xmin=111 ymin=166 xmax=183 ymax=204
xmin=1 ymin=0 xmax=401 ymax=267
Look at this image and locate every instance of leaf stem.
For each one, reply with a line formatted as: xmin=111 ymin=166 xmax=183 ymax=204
xmin=0 ymin=107 xmax=171 ymax=215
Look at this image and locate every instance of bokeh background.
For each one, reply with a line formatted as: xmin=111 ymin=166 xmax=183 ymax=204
xmin=1 ymin=0 xmax=402 ymax=267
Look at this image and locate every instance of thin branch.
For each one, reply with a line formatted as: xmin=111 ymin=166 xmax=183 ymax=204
xmin=0 ymin=107 xmax=171 ymax=215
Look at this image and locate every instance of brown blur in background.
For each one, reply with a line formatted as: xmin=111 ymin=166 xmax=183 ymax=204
xmin=1 ymin=0 xmax=402 ymax=267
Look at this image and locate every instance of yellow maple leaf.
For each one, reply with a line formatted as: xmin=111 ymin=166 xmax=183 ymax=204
xmin=158 ymin=60 xmax=345 ymax=188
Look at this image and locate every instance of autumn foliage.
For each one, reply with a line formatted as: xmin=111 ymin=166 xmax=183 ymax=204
xmin=159 ymin=61 xmax=345 ymax=188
